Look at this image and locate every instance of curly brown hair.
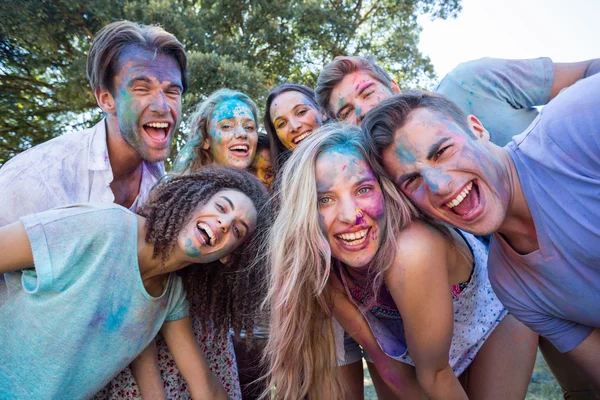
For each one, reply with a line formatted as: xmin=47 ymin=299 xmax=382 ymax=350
xmin=139 ymin=165 xmax=272 ymax=339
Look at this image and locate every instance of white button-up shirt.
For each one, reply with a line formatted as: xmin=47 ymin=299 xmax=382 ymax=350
xmin=0 ymin=119 xmax=165 ymax=227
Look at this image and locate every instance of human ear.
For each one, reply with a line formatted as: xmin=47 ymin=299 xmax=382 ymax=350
xmin=95 ymin=87 xmax=116 ymax=114
xmin=219 ymin=254 xmax=231 ymax=264
xmin=391 ymin=80 xmax=401 ymax=94
xmin=202 ymin=138 xmax=211 ymax=150
xmin=467 ymin=115 xmax=490 ymax=141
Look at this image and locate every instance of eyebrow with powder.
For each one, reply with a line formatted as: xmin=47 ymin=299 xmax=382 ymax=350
xmin=127 ymin=76 xmax=153 ymax=87
xmin=396 ymin=171 xmax=418 ymax=185
xmin=356 ymin=82 xmax=374 ymax=96
xmin=128 ymin=75 xmax=183 ymax=91
xmin=426 ymin=137 xmax=450 ymax=160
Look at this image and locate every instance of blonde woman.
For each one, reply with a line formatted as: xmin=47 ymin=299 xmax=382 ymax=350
xmin=172 ymin=88 xmax=260 ymax=173
xmin=263 ymin=124 xmax=537 ymax=399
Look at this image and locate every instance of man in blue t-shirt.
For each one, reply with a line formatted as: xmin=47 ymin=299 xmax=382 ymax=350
xmin=363 ymin=70 xmax=600 ymax=395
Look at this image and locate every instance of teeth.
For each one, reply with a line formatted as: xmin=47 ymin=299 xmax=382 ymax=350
xmin=446 ymin=182 xmax=473 ymax=208
xmin=146 ymin=122 xmax=168 ymax=128
xmin=197 ymin=222 xmax=216 ymax=246
xmin=230 ymin=145 xmax=249 ymax=151
xmin=336 ymin=228 xmax=369 ymax=245
xmin=294 ymin=131 xmax=312 ymax=144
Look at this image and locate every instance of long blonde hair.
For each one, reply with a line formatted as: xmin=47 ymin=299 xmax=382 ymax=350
xmin=263 ymin=123 xmax=418 ymax=399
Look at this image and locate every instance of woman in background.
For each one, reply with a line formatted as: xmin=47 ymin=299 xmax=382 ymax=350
xmin=173 ymin=88 xmax=260 ymax=173
xmin=263 ymin=83 xmax=327 ymax=174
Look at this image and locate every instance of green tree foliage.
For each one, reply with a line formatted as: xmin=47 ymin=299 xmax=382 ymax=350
xmin=0 ymin=0 xmax=461 ymax=165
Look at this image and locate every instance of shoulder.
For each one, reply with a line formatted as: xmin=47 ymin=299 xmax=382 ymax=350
xmin=24 ymin=203 xmax=132 ymax=228
xmin=1 ymin=125 xmax=97 ymax=181
xmin=514 ymin=74 xmax=600 ymax=165
xmin=390 ymin=220 xmax=452 ymax=275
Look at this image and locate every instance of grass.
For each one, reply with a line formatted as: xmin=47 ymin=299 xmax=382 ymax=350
xmin=363 ymin=350 xmax=563 ymax=399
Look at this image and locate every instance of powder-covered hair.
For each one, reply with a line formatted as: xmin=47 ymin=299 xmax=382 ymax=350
xmin=263 ymin=83 xmax=323 ymax=174
xmin=262 ymin=123 xmax=418 ymax=399
xmin=171 ymin=88 xmax=260 ymax=174
xmin=140 ymin=165 xmax=271 ymax=338
xmin=315 ymin=55 xmax=393 ymax=119
xmin=87 ymin=20 xmax=188 ymax=95
xmin=362 ymin=90 xmax=473 ymax=158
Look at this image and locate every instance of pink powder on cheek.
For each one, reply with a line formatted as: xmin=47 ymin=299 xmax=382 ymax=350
xmin=362 ymin=193 xmax=385 ymax=221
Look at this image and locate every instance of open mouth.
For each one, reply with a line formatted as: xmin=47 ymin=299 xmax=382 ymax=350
xmin=445 ymin=180 xmax=480 ymax=217
xmin=335 ymin=228 xmax=370 ymax=247
xmin=143 ymin=122 xmax=170 ymax=147
xmin=293 ymin=131 xmax=313 ymax=145
xmin=196 ymin=222 xmax=216 ymax=246
xmin=229 ymin=144 xmax=250 ymax=158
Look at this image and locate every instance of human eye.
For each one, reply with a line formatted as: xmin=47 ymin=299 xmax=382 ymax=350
xmin=434 ymin=146 xmax=451 ymax=160
xmin=403 ymin=175 xmax=420 ymax=191
xmin=338 ymin=108 xmax=352 ymax=121
xmin=245 ymin=124 xmax=256 ymax=132
xmin=318 ymin=196 xmax=332 ymax=206
xmin=233 ymin=225 xmax=241 ymax=239
xmin=363 ymin=90 xmax=374 ymax=99
xmin=133 ymin=86 xmax=149 ymax=93
xmin=297 ymin=108 xmax=307 ymax=116
xmin=275 ymin=120 xmax=286 ymax=130
xmin=167 ymin=87 xmax=182 ymax=96
xmin=357 ymin=186 xmax=372 ymax=195
xmin=216 ymin=202 xmax=225 ymax=212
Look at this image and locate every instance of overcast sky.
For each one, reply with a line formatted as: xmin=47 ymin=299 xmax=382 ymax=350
xmin=418 ymin=0 xmax=599 ymax=78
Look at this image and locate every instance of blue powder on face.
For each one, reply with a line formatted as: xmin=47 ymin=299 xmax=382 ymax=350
xmin=183 ymin=237 xmax=201 ymax=257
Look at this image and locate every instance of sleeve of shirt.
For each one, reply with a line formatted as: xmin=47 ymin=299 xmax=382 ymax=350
xmin=435 ymin=57 xmax=554 ymax=109
xmin=164 ymin=275 xmax=189 ymax=322
xmin=0 ymin=164 xmax=56 ymax=228
xmin=536 ymin=72 xmax=600 ymax=173
xmin=18 ymin=205 xmax=130 ymax=294
xmin=489 ymin=262 xmax=593 ymax=353
xmin=501 ymin=301 xmax=592 ymax=353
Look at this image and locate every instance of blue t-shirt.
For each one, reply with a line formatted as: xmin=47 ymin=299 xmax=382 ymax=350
xmin=488 ymin=73 xmax=600 ymax=353
xmin=436 ymin=57 xmax=554 ymax=146
xmin=0 ymin=204 xmax=188 ymax=398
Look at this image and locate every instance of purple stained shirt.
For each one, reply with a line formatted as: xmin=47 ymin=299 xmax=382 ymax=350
xmin=488 ymin=73 xmax=600 ymax=353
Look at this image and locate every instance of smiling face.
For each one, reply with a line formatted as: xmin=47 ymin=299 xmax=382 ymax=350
xmin=270 ymin=91 xmax=324 ymax=149
xmin=381 ymin=107 xmax=511 ymax=236
xmin=111 ymin=46 xmax=183 ymax=162
xmin=330 ymin=71 xmax=396 ymax=126
xmin=249 ymin=147 xmax=274 ymax=189
xmin=177 ymin=189 xmax=258 ymax=263
xmin=204 ymin=99 xmax=258 ymax=168
xmin=316 ymin=146 xmax=385 ymax=268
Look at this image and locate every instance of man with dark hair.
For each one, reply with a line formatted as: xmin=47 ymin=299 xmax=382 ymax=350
xmin=363 ymin=74 xmax=600 ymax=397
xmin=316 ymin=55 xmax=598 ymax=146
xmin=0 ymin=20 xmax=188 ymax=397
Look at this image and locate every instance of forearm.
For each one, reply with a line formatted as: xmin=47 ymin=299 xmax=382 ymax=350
xmin=417 ymin=364 xmax=467 ymax=400
xmin=162 ymin=318 xmax=228 ymax=400
xmin=130 ymin=340 xmax=167 ymax=400
xmin=188 ymin=372 xmax=228 ymax=400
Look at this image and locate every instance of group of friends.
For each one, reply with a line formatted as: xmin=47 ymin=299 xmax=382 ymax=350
xmin=0 ymin=20 xmax=598 ymax=400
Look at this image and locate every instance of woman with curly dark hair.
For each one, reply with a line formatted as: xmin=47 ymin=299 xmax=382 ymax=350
xmin=0 ymin=166 xmax=270 ymax=399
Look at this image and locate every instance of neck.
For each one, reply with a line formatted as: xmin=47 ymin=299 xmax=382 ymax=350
xmin=105 ymin=115 xmax=144 ymax=180
xmin=136 ymin=216 xmax=191 ymax=293
xmin=496 ymin=149 xmax=538 ymax=254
